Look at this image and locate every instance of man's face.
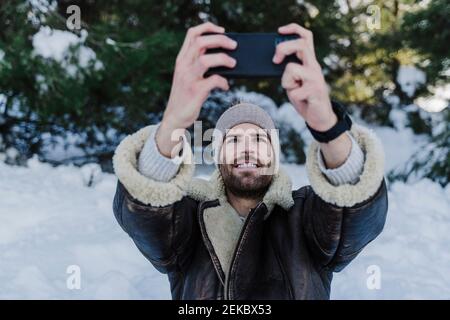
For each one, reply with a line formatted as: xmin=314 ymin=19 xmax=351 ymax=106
xmin=218 ymin=123 xmax=274 ymax=199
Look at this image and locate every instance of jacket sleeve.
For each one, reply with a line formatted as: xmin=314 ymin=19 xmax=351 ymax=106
xmin=302 ymin=124 xmax=388 ymax=272
xmin=112 ymin=124 xmax=197 ymax=274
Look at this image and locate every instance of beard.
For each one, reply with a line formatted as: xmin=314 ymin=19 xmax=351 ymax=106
xmin=219 ymin=163 xmax=273 ymax=200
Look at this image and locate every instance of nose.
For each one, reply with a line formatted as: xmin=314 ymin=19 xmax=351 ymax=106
xmin=237 ymin=138 xmax=257 ymax=161
xmin=243 ymin=135 xmax=258 ymax=153
xmin=234 ymin=150 xmax=255 ymax=160
xmin=243 ymin=150 xmax=254 ymax=161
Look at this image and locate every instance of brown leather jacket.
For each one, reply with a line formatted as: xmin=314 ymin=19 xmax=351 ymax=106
xmin=112 ymin=123 xmax=388 ymax=300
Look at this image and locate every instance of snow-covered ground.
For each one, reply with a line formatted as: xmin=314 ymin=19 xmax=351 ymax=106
xmin=0 ymin=122 xmax=449 ymax=300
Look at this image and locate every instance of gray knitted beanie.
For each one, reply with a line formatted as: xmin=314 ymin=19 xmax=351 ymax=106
xmin=212 ymin=102 xmax=280 ymax=172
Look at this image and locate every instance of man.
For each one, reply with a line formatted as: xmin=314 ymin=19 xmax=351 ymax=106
xmin=112 ymin=22 xmax=388 ymax=300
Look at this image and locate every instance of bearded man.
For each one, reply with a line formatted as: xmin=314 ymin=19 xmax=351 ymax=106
xmin=112 ymin=22 xmax=387 ymax=300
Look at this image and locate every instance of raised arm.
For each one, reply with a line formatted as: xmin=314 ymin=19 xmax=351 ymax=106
xmin=112 ymin=22 xmax=236 ymax=274
xmin=275 ymin=23 xmax=388 ymax=271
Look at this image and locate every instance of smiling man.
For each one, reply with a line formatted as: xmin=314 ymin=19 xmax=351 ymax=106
xmin=112 ymin=22 xmax=388 ymax=300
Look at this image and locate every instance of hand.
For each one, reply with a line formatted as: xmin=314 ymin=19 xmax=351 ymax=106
xmin=158 ymin=22 xmax=237 ymax=157
xmin=273 ymin=23 xmax=337 ymax=132
xmin=163 ymin=22 xmax=237 ymax=130
xmin=274 ymin=23 xmax=351 ymax=168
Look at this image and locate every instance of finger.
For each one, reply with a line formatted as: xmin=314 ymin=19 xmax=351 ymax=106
xmin=195 ymin=53 xmax=236 ymax=75
xmin=179 ymin=22 xmax=225 ymax=61
xmin=281 ymin=62 xmax=307 ymax=90
xmin=195 ymin=34 xmax=237 ymax=53
xmin=278 ymin=23 xmax=314 ymax=48
xmin=201 ymin=74 xmax=230 ymax=93
xmin=188 ymin=21 xmax=225 ymax=38
xmin=288 ymin=86 xmax=310 ymax=103
xmin=273 ymin=39 xmax=313 ymax=65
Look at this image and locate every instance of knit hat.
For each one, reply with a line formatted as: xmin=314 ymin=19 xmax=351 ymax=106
xmin=212 ymin=102 xmax=280 ymax=174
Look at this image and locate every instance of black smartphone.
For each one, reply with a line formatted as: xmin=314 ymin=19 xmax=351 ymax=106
xmin=204 ymin=32 xmax=301 ymax=79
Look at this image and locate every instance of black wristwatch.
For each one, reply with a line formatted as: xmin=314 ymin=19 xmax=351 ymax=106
xmin=306 ymin=101 xmax=352 ymax=143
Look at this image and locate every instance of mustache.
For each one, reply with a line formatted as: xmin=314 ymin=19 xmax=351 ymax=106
xmin=235 ymin=155 xmax=257 ymax=163
xmin=226 ymin=156 xmax=271 ymax=167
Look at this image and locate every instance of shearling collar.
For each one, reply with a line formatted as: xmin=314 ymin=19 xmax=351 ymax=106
xmin=187 ymin=167 xmax=294 ymax=275
xmin=188 ymin=167 xmax=295 ymax=220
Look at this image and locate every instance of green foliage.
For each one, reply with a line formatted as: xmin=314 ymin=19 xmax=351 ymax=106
xmin=401 ymin=0 xmax=450 ymax=84
xmin=0 ymin=0 xmax=448 ymax=180
xmin=1 ymin=0 xmax=192 ymax=166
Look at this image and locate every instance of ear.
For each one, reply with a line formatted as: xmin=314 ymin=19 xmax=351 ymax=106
xmin=212 ymin=129 xmax=227 ymax=166
xmin=268 ymin=128 xmax=280 ymax=175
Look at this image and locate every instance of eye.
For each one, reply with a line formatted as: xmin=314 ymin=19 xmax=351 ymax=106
xmin=256 ymin=134 xmax=267 ymax=143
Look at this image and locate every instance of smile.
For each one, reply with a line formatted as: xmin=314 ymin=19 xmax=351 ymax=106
xmin=233 ymin=161 xmax=260 ymax=169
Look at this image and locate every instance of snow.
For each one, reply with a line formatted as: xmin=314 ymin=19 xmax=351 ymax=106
xmin=389 ymin=108 xmax=409 ymax=129
xmin=397 ymin=65 xmax=426 ymax=98
xmin=415 ymin=84 xmax=450 ymax=112
xmin=0 ymin=157 xmax=171 ymax=299
xmin=32 ymin=27 xmax=85 ymax=61
xmin=331 ymin=178 xmax=450 ymax=299
xmin=371 ymin=125 xmax=428 ymax=173
xmin=383 ymin=90 xmax=401 ymax=108
xmin=27 ymin=0 xmax=57 ymax=26
xmin=32 ymin=26 xmax=104 ymax=78
xmin=28 ymin=0 xmax=57 ymax=14
xmin=40 ymin=132 xmax=87 ymax=163
xmin=1 ymin=120 xmax=449 ymax=299
xmin=233 ymin=88 xmax=279 ymax=119
xmin=276 ymin=102 xmax=307 ymax=134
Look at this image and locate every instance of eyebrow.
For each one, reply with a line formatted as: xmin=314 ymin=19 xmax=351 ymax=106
xmin=226 ymin=132 xmax=267 ymax=138
xmin=225 ymin=132 xmax=269 ymax=139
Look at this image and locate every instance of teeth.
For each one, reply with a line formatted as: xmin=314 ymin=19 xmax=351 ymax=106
xmin=237 ymin=163 xmax=257 ymax=168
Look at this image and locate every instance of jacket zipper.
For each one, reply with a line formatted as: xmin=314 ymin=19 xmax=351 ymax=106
xmin=224 ymin=202 xmax=264 ymax=300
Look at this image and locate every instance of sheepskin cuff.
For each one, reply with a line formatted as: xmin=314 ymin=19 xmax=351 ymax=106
xmin=113 ymin=124 xmax=194 ymax=207
xmin=306 ymin=124 xmax=385 ymax=207
xmin=138 ymin=122 xmax=189 ymax=182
